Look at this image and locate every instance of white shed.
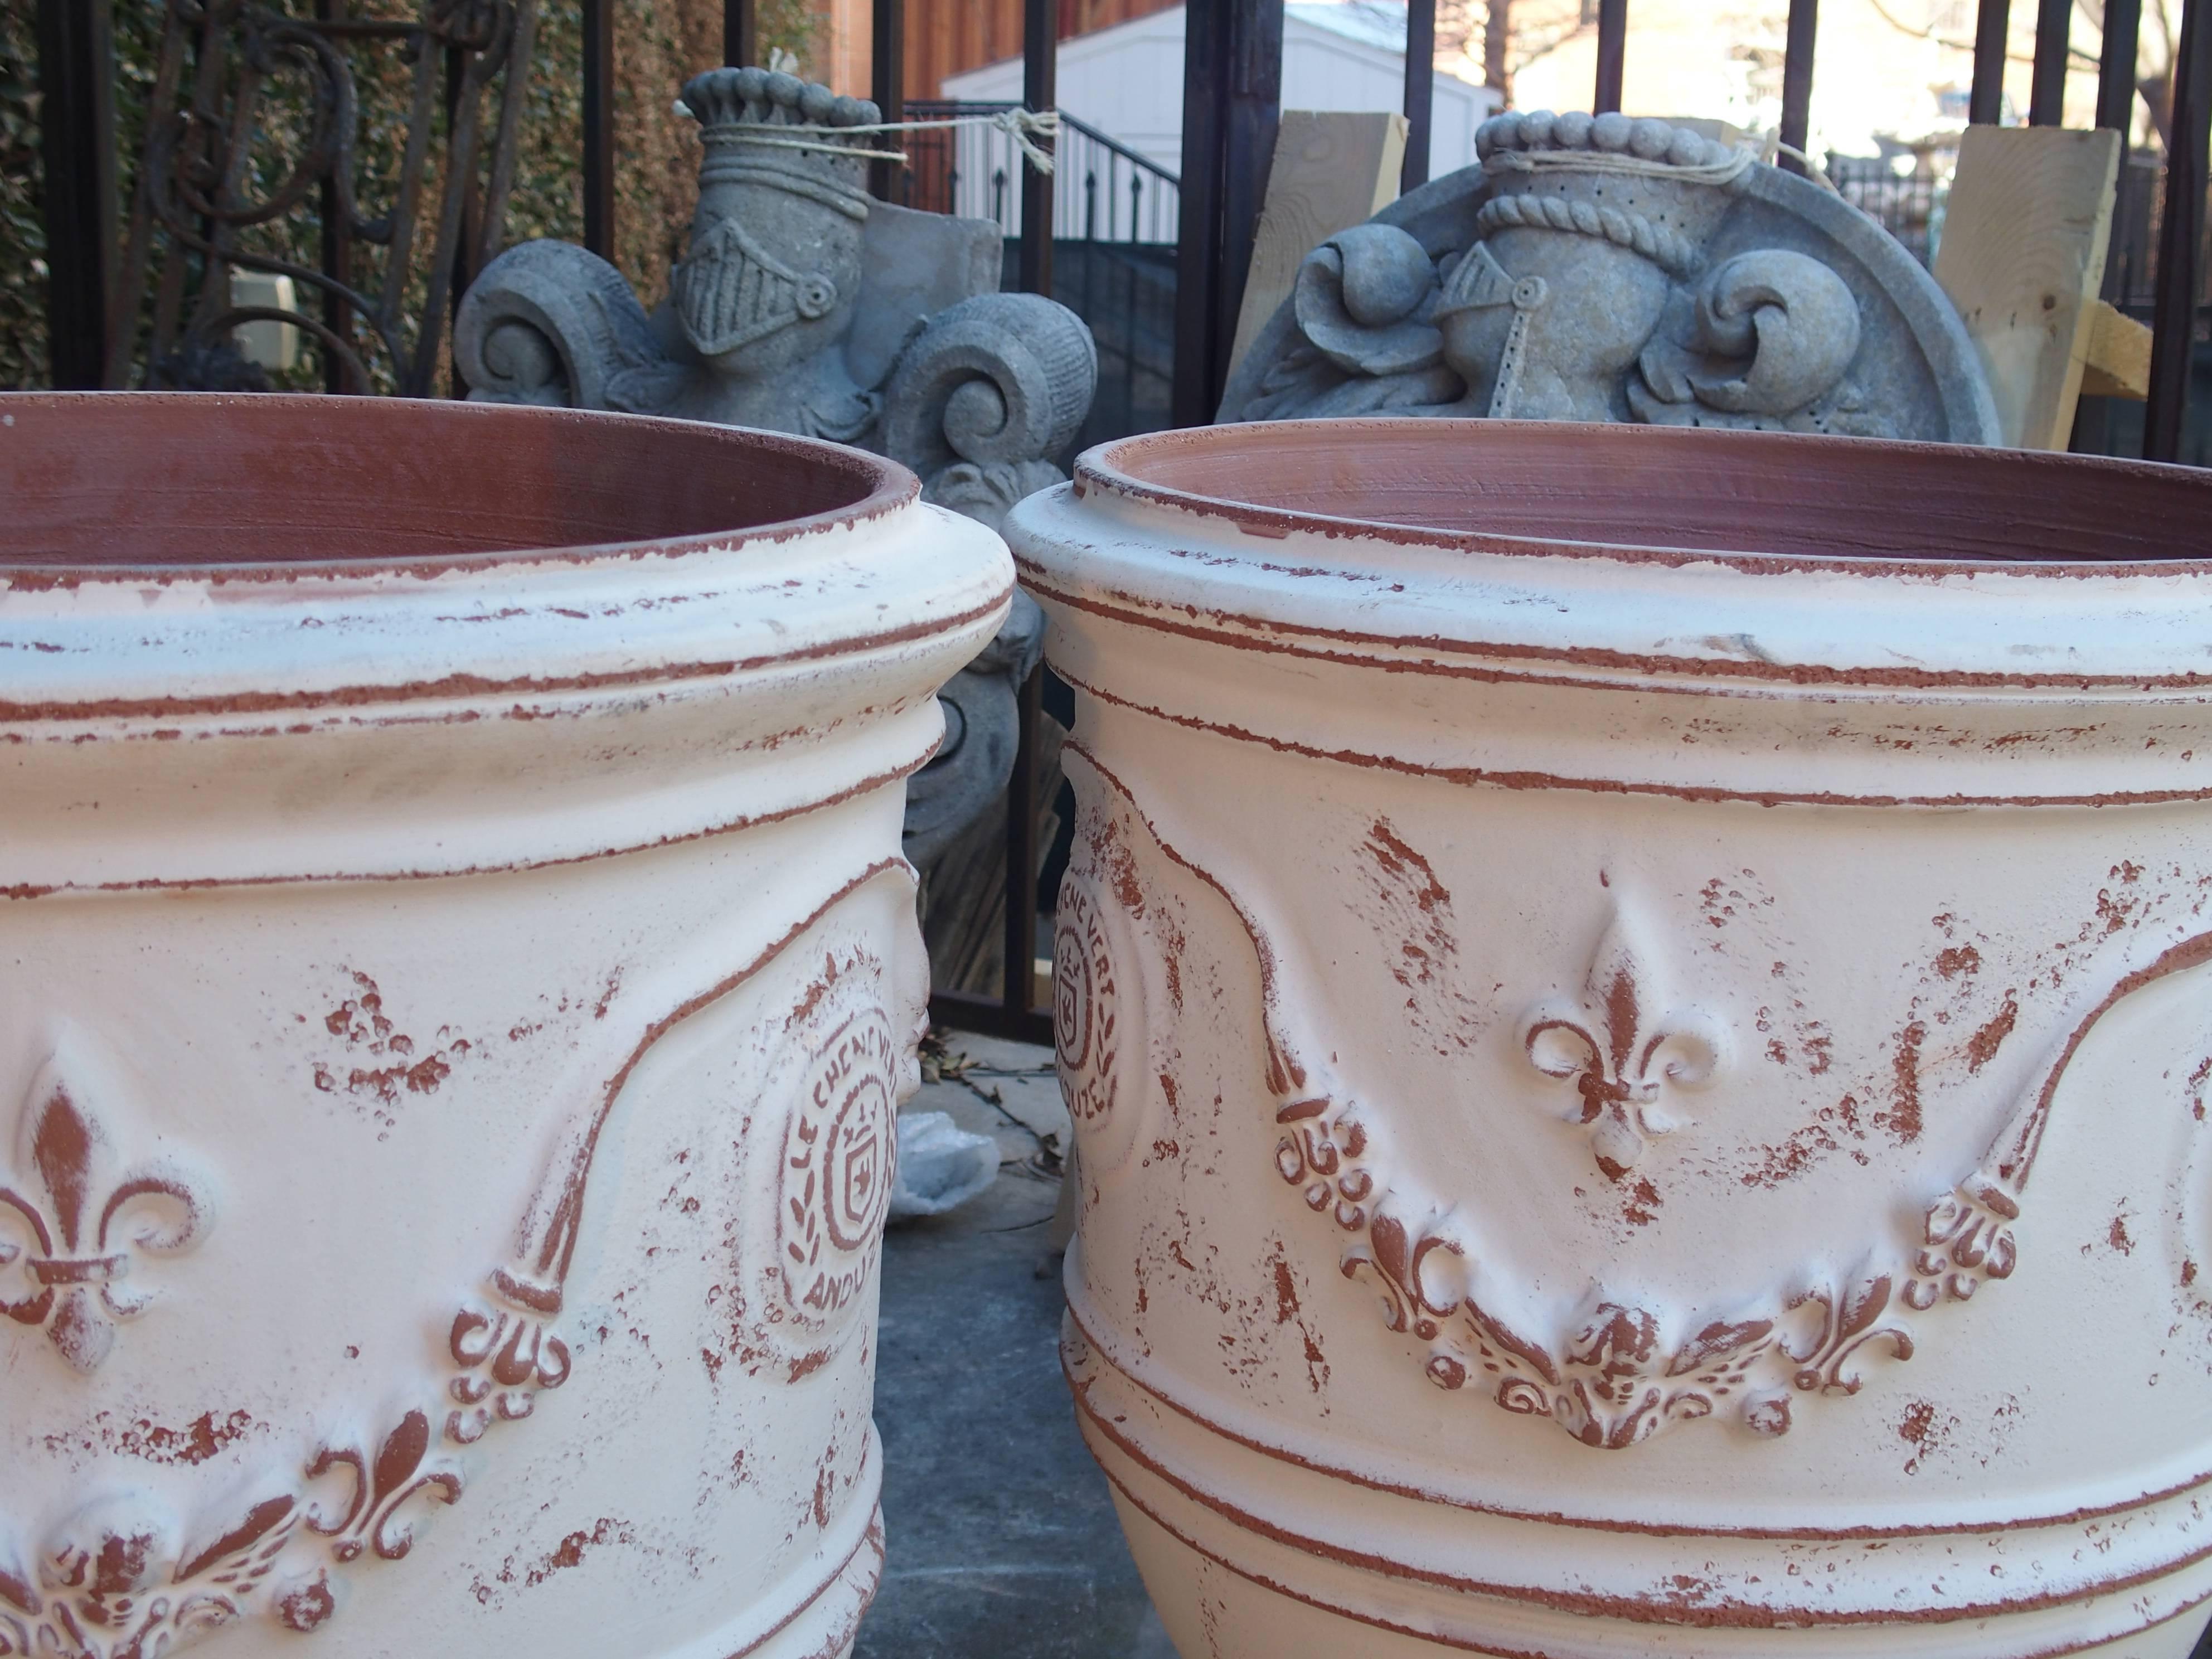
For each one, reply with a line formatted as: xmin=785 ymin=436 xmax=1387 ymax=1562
xmin=943 ymin=2 xmax=1501 ymax=188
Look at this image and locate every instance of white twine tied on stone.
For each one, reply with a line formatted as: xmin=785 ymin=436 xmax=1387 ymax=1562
xmin=670 ymin=102 xmax=1063 ymax=174
xmin=1481 ymin=131 xmax=1844 ymax=196
xmin=1481 ymin=141 xmax=1758 ymax=189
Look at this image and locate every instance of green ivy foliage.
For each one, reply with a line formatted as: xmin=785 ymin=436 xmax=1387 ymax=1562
xmin=2 ymin=3 xmax=46 ymax=389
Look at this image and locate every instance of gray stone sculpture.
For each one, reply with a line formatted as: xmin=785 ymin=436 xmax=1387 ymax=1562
xmin=455 ymin=66 xmax=1094 ymax=871
xmin=1221 ymin=110 xmax=2000 ymax=444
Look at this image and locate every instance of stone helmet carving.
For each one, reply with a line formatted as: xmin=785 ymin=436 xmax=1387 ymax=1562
xmin=1431 ymin=112 xmax=1750 ymax=419
xmin=675 ymin=67 xmax=879 ymax=376
xmin=1279 ymin=113 xmax=1869 ymax=425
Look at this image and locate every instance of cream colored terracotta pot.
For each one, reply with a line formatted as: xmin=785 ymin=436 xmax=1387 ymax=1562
xmin=0 ymin=394 xmax=1007 ymax=1659
xmin=1009 ymin=419 xmax=2212 ymax=1658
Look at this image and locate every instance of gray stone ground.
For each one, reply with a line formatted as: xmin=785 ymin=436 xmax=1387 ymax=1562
xmin=856 ymin=1031 xmax=1177 ymax=1659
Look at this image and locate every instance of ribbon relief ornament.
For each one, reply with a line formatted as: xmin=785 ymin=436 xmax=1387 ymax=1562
xmin=1268 ymin=892 xmax=1939 ymax=1448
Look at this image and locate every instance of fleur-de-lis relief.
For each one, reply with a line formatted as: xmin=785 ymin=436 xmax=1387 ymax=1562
xmin=303 ymin=1411 xmax=463 ymax=1566
xmin=1519 ymin=906 xmax=1725 ymax=1180
xmin=0 ymin=1052 xmax=210 ymax=1371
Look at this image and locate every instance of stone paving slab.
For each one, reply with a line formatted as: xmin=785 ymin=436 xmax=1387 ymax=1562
xmin=857 ymin=1030 xmax=1175 ymax=1658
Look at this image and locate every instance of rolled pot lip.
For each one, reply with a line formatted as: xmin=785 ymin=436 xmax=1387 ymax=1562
xmin=1074 ymin=418 xmax=2212 ymax=578
xmin=0 ymin=392 xmax=918 ymax=584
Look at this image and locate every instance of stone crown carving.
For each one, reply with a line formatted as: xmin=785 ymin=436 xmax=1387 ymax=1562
xmin=1221 ymin=109 xmax=1998 ymax=443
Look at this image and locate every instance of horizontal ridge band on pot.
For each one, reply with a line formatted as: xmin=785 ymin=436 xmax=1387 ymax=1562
xmin=1066 ymin=1313 xmax=2212 ymax=1647
xmin=1014 ymin=421 xmax=2212 ymax=810
xmin=0 ymin=395 xmax=1011 ymax=891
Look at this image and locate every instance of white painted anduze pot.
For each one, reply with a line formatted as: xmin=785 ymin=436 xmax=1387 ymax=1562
xmin=1010 ymin=419 xmax=2212 ymax=1659
xmin=0 ymin=394 xmax=1007 ymax=1659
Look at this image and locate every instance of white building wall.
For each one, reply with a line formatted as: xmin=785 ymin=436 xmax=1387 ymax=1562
xmin=944 ymin=3 xmax=1499 ymax=190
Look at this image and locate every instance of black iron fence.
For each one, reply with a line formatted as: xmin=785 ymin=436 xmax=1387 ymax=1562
xmin=882 ymin=100 xmax=1178 ymax=453
xmin=894 ymin=99 xmax=1179 ymax=244
xmin=1827 ymin=157 xmax=1946 ymax=268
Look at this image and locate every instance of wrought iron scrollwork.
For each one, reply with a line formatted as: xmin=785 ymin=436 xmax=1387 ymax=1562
xmin=110 ymin=0 xmax=539 ymax=395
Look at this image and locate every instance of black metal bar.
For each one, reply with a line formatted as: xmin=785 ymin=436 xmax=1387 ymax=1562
xmin=1779 ymin=0 xmax=1817 ymax=173
xmin=1215 ymin=0 xmax=1283 ymax=402
xmin=1173 ymin=0 xmax=1229 ymax=425
xmin=1020 ymin=0 xmax=1056 ymax=294
xmin=443 ymin=42 xmax=483 ymax=395
xmin=1593 ymin=0 xmax=1628 ymax=114
xmin=2072 ymin=0 xmax=2142 ymax=448
xmin=36 ymin=0 xmax=116 ymax=389
xmin=725 ymin=0 xmax=756 ymax=66
xmin=2146 ymin=0 xmax=2212 ymax=459
xmin=319 ymin=0 xmax=355 ymax=391
xmin=871 ymin=0 xmax=904 ymax=201
xmin=1970 ymin=0 xmax=2011 ymax=124
xmin=1000 ymin=666 xmax=1045 ymax=1025
xmin=581 ymin=0 xmax=614 ymax=259
xmin=2030 ymin=0 xmax=2071 ymax=123
xmin=2096 ymin=0 xmax=2143 ymax=134
xmin=1401 ymin=0 xmax=1435 ymax=194
xmin=2094 ymin=0 xmax=2143 ymax=316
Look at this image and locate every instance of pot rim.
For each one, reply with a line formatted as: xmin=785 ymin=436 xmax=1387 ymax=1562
xmin=1075 ymin=419 xmax=2212 ymax=578
xmin=0 ymin=392 xmax=918 ymax=584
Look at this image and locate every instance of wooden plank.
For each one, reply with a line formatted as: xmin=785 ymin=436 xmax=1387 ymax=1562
xmin=1226 ymin=109 xmax=1406 ymax=382
xmin=1933 ymin=124 xmax=2121 ymax=450
xmin=2079 ymin=299 xmax=2154 ymax=398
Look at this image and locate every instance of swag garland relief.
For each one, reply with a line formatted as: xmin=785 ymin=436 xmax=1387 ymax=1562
xmin=0 ymin=877 xmax=915 ymax=1659
xmin=1064 ymin=754 xmax=2191 ymax=1454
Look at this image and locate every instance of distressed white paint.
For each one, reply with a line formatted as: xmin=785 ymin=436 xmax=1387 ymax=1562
xmin=1013 ymin=417 xmax=2212 ymax=1658
xmin=0 ymin=395 xmax=1010 ymax=1659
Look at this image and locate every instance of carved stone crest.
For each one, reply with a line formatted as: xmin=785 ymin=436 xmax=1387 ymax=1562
xmin=1221 ymin=110 xmax=1999 ymax=444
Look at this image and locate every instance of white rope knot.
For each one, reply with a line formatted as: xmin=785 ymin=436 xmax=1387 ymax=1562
xmin=1480 ymin=142 xmax=1758 ymax=189
xmin=671 ymin=104 xmax=1062 ymax=174
xmin=990 ymin=105 xmax=1061 ymax=174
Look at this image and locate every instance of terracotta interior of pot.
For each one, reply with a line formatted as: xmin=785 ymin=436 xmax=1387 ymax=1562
xmin=0 ymin=394 xmax=903 ymax=570
xmin=1098 ymin=421 xmax=2212 ymax=565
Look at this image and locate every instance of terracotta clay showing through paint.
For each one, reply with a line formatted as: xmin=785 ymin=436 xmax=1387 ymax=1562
xmin=0 ymin=394 xmax=1009 ymax=1659
xmin=1010 ymin=417 xmax=2212 ymax=1657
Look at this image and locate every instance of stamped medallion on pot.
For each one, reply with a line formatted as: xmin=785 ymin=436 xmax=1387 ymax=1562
xmin=779 ymin=1008 xmax=898 ymax=1330
xmin=1055 ymin=878 xmax=1120 ymax=1125
xmin=1054 ymin=804 xmax=1153 ymax=1179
